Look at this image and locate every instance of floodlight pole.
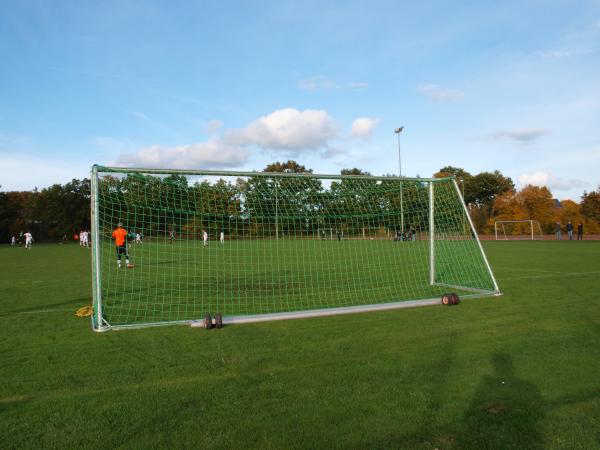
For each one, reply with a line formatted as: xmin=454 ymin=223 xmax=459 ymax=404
xmin=395 ymin=127 xmax=405 ymax=233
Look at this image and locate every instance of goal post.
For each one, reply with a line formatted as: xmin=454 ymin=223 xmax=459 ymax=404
xmin=494 ymin=220 xmax=543 ymax=241
xmin=90 ymin=165 xmax=500 ymax=331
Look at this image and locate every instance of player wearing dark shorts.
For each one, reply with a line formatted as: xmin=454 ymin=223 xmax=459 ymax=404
xmin=112 ymin=222 xmax=133 ymax=269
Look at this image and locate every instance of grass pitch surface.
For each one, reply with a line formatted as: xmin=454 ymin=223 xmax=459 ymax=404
xmin=1 ymin=241 xmax=600 ymax=449
xmin=98 ymin=238 xmax=495 ymax=326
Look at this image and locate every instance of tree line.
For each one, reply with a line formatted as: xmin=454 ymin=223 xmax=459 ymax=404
xmin=95 ymin=161 xmax=428 ymax=239
xmin=1 ymin=161 xmax=598 ymax=243
xmin=0 ymin=178 xmax=91 ymax=243
xmin=434 ymin=166 xmax=600 ymax=234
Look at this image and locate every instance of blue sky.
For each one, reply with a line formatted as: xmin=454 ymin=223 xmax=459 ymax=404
xmin=1 ymin=0 xmax=599 ymax=199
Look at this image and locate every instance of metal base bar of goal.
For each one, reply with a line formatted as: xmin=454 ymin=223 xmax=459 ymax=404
xmin=190 ymin=293 xmax=496 ymax=327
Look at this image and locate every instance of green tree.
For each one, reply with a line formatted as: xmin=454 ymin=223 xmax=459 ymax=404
xmin=0 ymin=190 xmax=33 ymax=242
xmin=470 ymin=171 xmax=515 ymax=207
xmin=30 ymin=179 xmax=91 ymax=240
xmin=264 ymin=160 xmax=312 ymax=174
xmin=434 ymin=167 xmax=514 ymax=231
xmin=244 ymin=161 xmax=323 ymax=238
xmin=434 ymin=166 xmax=473 ymax=203
xmin=470 ymin=171 xmax=515 ymax=231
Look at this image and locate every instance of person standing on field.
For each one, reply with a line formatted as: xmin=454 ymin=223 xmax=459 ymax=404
xmin=112 ymin=222 xmax=133 ymax=269
xmin=81 ymin=230 xmax=89 ymax=247
xmin=11 ymin=236 xmax=15 ymax=245
xmin=24 ymin=231 xmax=33 ymax=250
xmin=203 ymin=230 xmax=208 ymax=247
xmin=566 ymin=221 xmax=574 ymax=240
xmin=555 ymin=222 xmax=562 ymax=240
xmin=220 ymin=231 xmax=224 ymax=244
xmin=577 ymin=222 xmax=583 ymax=240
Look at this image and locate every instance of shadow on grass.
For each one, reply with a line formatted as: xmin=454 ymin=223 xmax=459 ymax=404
xmin=453 ymin=353 xmax=545 ymax=450
xmin=364 ymin=335 xmax=458 ymax=449
xmin=0 ymin=297 xmax=90 ymax=315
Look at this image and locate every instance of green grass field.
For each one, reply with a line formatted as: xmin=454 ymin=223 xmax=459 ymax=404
xmin=1 ymin=241 xmax=599 ymax=449
xmin=97 ymin=238 xmax=495 ymax=327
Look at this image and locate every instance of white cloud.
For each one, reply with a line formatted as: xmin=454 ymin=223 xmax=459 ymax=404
xmin=116 ymin=108 xmax=346 ymax=169
xmin=203 ymin=119 xmax=224 ymax=134
xmin=518 ymin=171 xmax=587 ymax=191
xmin=298 ymin=76 xmax=338 ymax=91
xmin=117 ymin=140 xmax=249 ymax=169
xmin=347 ymin=82 xmax=369 ymax=90
xmin=535 ymin=49 xmax=594 ymax=58
xmin=225 ymin=108 xmax=339 ymax=151
xmin=351 ymin=117 xmax=380 ymax=139
xmin=298 ymin=76 xmax=369 ymax=91
xmin=496 ymin=128 xmax=550 ymax=142
xmin=418 ymin=84 xmax=464 ymax=102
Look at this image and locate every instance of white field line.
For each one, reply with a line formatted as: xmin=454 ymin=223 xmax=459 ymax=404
xmin=494 ymin=266 xmax=558 ymax=274
xmin=0 ymin=308 xmax=74 ymax=317
xmin=2 ymin=280 xmax=68 ymax=285
xmin=499 ymin=270 xmax=600 ymax=282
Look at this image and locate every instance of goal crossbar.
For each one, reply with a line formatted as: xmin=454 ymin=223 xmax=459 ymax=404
xmin=95 ymin=165 xmax=450 ymax=182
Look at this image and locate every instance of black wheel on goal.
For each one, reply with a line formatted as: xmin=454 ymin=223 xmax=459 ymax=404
xmin=214 ymin=313 xmax=223 ymax=329
xmin=451 ymin=293 xmax=460 ymax=305
xmin=203 ymin=313 xmax=213 ymax=329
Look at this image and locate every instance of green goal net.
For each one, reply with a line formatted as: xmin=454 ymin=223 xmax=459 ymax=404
xmin=90 ymin=165 xmax=500 ymax=331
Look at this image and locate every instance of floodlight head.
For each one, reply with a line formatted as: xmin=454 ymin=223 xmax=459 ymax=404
xmin=394 ymin=126 xmax=404 ymax=134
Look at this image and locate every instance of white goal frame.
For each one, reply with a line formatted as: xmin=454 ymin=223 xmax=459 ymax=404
xmin=494 ymin=220 xmax=543 ymax=241
xmin=90 ymin=166 xmax=501 ymax=331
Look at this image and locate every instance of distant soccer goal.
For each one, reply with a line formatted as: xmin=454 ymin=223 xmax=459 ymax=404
xmin=494 ymin=220 xmax=543 ymax=241
xmin=90 ymin=165 xmax=500 ymax=331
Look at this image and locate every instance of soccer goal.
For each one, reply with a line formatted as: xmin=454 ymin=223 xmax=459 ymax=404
xmin=494 ymin=220 xmax=543 ymax=241
xmin=90 ymin=165 xmax=500 ymax=331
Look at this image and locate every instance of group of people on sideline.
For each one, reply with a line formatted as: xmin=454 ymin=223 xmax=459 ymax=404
xmin=10 ymin=232 xmax=33 ymax=249
xmin=555 ymin=221 xmax=583 ymax=240
xmin=6 ymin=221 xmax=590 ymax=249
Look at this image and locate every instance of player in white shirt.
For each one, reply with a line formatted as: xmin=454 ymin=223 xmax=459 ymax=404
xmin=203 ymin=230 xmax=208 ymax=247
xmin=24 ymin=232 xmax=33 ymax=250
xmin=135 ymin=233 xmax=142 ymax=244
xmin=11 ymin=236 xmax=16 ymax=245
xmin=81 ymin=231 xmax=89 ymax=247
xmin=219 ymin=231 xmax=224 ymax=244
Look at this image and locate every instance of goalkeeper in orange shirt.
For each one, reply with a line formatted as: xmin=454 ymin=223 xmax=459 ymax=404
xmin=112 ymin=222 xmax=134 ymax=269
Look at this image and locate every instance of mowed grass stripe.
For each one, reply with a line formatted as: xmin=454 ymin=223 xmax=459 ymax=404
xmin=0 ymin=241 xmax=599 ymax=449
xmin=97 ymin=239 xmax=493 ymax=325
